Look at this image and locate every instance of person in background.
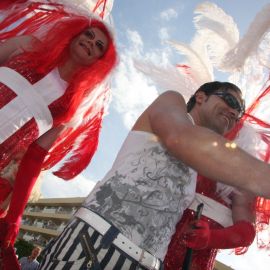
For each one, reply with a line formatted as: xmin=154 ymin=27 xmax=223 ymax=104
xmin=19 ymin=246 xmax=41 ymax=270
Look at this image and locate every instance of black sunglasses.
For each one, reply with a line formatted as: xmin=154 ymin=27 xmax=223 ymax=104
xmin=212 ymin=92 xmax=245 ymax=119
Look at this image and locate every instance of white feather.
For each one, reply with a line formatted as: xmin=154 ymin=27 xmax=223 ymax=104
xmin=34 ymin=0 xmax=114 ymax=19
xmin=221 ymin=3 xmax=270 ymax=71
xmin=193 ymin=1 xmax=239 ymax=69
xmin=167 ymin=39 xmax=214 ymax=85
xmin=133 ymin=59 xmax=198 ymax=101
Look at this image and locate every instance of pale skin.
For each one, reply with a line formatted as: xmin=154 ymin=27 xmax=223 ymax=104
xmin=0 ymin=27 xmax=109 ymax=150
xmin=19 ymin=246 xmax=41 ymax=264
xmin=132 ymin=90 xmax=258 ymax=226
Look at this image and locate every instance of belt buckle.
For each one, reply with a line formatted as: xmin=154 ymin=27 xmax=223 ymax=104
xmin=152 ymin=257 xmax=161 ymax=270
xmin=139 ymin=250 xmax=160 ymax=270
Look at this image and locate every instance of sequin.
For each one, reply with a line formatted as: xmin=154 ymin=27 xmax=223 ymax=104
xmin=164 ymin=176 xmax=228 ymax=270
xmin=0 ymin=57 xmax=67 ymax=170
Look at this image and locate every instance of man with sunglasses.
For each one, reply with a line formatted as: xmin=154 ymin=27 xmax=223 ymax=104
xmin=164 ymin=82 xmax=255 ymax=270
xmin=41 ymin=81 xmax=268 ymax=270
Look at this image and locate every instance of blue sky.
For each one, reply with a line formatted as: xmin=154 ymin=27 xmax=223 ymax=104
xmin=41 ymin=1 xmax=270 ymax=269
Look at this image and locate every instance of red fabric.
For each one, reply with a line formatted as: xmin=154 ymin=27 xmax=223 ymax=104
xmin=164 ymin=209 xmax=220 ymax=270
xmin=0 ymin=245 xmax=20 ymax=270
xmin=185 ymin=220 xmax=255 ymax=250
xmin=165 ymin=175 xmax=255 ymax=270
xmin=256 ymin=197 xmax=270 ymax=224
xmin=52 ymin=87 xmax=110 ymax=179
xmin=0 ymin=3 xmax=118 ymax=179
xmin=1 ymin=142 xmax=47 ymax=248
xmin=0 ymin=208 xmax=7 ymax=218
xmin=0 ymin=57 xmax=54 ymax=171
xmin=164 ymin=176 xmax=223 ymax=270
xmin=0 ymin=176 xmax=12 ymax=204
xmin=0 ymin=0 xmax=26 ymax=10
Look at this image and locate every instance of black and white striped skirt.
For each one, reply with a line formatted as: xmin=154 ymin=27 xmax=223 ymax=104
xmin=38 ymin=218 xmax=151 ymax=270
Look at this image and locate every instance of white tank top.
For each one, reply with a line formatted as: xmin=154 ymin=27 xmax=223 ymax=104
xmin=84 ymin=130 xmax=197 ymax=260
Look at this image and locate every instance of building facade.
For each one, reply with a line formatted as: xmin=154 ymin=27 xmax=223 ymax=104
xmin=19 ymin=197 xmax=84 ymax=248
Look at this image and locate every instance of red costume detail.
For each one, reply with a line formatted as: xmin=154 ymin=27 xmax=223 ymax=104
xmin=165 ymin=174 xmax=255 ymax=270
xmin=185 ymin=219 xmax=255 ymax=250
xmin=164 ymin=176 xmax=225 ymax=270
xmin=0 ymin=245 xmax=20 ymax=270
xmin=0 ymin=142 xmax=47 ymax=266
xmin=0 ymin=2 xmax=118 ymax=180
xmin=0 ymin=177 xmax=12 ymax=205
xmin=0 ymin=3 xmax=117 ymax=269
xmin=0 ymin=57 xmax=67 ymax=171
xmin=0 ymin=177 xmax=12 ymax=217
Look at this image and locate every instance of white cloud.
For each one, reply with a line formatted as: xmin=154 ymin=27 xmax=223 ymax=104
xmin=126 ymin=29 xmax=144 ymax=56
xmin=41 ymin=171 xmax=96 ymax=198
xmin=112 ymin=57 xmax=157 ymax=129
xmin=159 ymin=27 xmax=170 ymax=40
xmin=111 ymin=29 xmax=174 ymax=129
xmin=160 ymin=8 xmax=178 ymax=21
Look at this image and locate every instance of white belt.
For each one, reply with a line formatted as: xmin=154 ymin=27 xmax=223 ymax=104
xmin=188 ymin=193 xmax=233 ymax=227
xmin=75 ymin=207 xmax=161 ymax=270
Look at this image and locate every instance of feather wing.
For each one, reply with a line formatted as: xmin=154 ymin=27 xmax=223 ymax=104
xmin=193 ymin=1 xmax=239 ymax=69
xmin=221 ymin=3 xmax=270 ymax=71
xmin=133 ymin=59 xmax=198 ymax=101
xmin=168 ymin=39 xmax=213 ymax=85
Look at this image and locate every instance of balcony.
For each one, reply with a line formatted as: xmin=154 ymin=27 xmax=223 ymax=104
xmin=20 ymin=224 xmax=59 ymax=237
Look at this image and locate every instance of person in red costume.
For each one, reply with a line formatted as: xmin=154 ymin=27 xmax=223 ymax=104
xmin=0 ymin=2 xmax=118 ymax=269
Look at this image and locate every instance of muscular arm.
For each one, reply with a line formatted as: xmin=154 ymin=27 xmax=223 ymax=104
xmin=0 ymin=35 xmax=38 ymax=64
xmin=231 ymin=190 xmax=255 ymax=224
xmin=147 ymin=91 xmax=270 ymax=198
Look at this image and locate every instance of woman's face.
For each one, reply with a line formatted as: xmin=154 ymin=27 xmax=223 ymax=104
xmin=69 ymin=27 xmax=109 ymax=66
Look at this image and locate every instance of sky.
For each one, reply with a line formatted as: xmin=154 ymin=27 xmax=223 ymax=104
xmin=40 ymin=1 xmax=270 ymax=269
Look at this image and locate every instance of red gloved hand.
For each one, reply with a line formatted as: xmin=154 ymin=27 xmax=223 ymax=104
xmin=184 ymin=219 xmax=210 ymax=249
xmin=185 ymin=219 xmax=255 ymax=250
xmin=0 ymin=142 xmax=47 ymax=248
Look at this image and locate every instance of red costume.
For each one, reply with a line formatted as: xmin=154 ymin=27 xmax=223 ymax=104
xmin=0 ymin=2 xmax=117 ymax=269
xmin=0 ymin=57 xmax=69 ymax=171
xmin=164 ymin=176 xmax=235 ymax=270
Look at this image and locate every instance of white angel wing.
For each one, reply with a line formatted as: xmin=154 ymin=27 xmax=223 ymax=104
xmin=133 ymin=59 xmax=198 ymax=101
xmin=167 ymin=38 xmax=213 ymax=86
xmin=193 ymin=1 xmax=239 ymax=69
xmin=221 ymin=3 xmax=270 ymax=72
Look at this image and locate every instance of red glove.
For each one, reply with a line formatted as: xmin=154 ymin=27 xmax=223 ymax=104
xmin=0 ymin=142 xmax=47 ymax=248
xmin=0 ymin=246 xmax=20 ymax=270
xmin=185 ymin=219 xmax=255 ymax=250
